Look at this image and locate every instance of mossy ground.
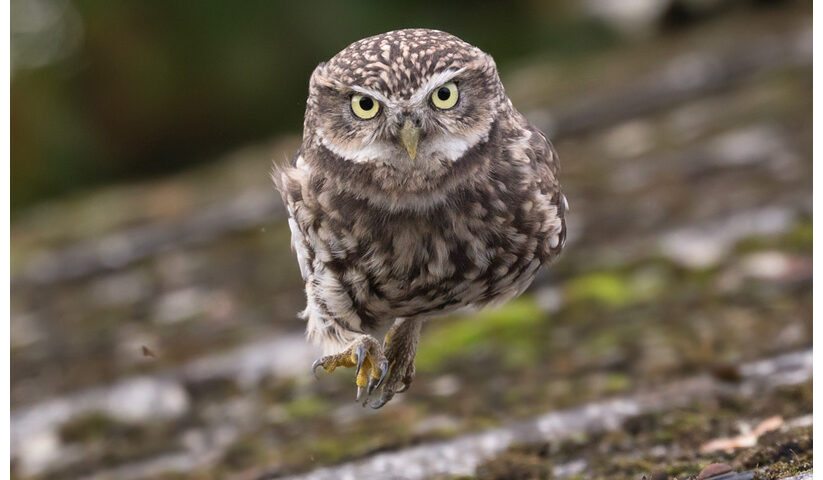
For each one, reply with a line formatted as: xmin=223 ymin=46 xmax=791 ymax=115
xmin=10 ymin=2 xmax=812 ymax=479
xmin=472 ymin=382 xmax=812 ymax=480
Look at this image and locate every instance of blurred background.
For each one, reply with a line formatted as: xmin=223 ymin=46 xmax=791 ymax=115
xmin=10 ymin=1 xmax=812 ymax=479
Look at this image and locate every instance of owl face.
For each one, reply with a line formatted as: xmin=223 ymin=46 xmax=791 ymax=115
xmin=305 ymin=29 xmax=505 ymax=172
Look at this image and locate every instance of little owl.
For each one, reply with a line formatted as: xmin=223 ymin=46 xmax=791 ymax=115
xmin=274 ymin=29 xmax=566 ymax=408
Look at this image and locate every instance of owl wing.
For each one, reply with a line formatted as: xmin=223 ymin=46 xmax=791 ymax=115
xmin=525 ymin=124 xmax=568 ymax=256
xmin=272 ymin=157 xmax=314 ymax=282
xmin=288 ymin=216 xmax=311 ymax=282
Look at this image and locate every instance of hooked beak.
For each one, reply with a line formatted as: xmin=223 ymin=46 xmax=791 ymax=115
xmin=398 ymin=120 xmax=421 ymax=159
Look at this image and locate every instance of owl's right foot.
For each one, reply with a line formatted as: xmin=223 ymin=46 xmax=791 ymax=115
xmin=311 ymin=335 xmax=388 ymax=401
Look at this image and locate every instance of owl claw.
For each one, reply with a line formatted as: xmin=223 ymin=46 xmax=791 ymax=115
xmin=369 ymin=383 xmax=397 ymax=409
xmin=309 ymin=336 xmax=406 ymax=408
xmin=375 ymin=360 xmax=390 ymax=390
xmin=354 ymin=344 xmax=366 ymax=378
xmin=310 ymin=336 xmax=386 ymax=402
xmin=367 ymin=360 xmax=390 ymax=395
xmin=368 ymin=370 xmax=411 ymax=408
xmin=311 ymin=358 xmax=324 ymax=379
xmin=366 ymin=376 xmax=377 ymax=396
xmin=369 ymin=394 xmax=392 ymax=409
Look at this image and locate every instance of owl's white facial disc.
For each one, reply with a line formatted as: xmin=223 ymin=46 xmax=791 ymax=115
xmin=418 ymin=128 xmax=488 ymax=162
xmin=317 ymin=127 xmax=397 ymax=164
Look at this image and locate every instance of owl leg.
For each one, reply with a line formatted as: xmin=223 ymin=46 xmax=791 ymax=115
xmin=311 ymin=335 xmax=388 ymax=401
xmin=368 ymin=317 xmax=423 ymax=409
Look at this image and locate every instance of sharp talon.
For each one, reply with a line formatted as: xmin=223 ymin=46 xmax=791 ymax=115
xmin=311 ymin=358 xmax=324 ymax=379
xmin=374 ymin=360 xmax=390 ymax=390
xmin=368 ymin=377 xmax=382 ymax=395
xmin=354 ymin=344 xmax=366 ymax=378
xmin=356 ymin=386 xmax=364 ymax=401
xmin=370 ymin=395 xmax=390 ymax=409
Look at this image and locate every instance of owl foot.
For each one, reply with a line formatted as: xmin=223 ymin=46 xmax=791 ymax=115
xmin=311 ymin=335 xmax=388 ymax=401
xmin=367 ymin=357 xmax=415 ymax=409
xmin=367 ymin=318 xmax=422 ymax=409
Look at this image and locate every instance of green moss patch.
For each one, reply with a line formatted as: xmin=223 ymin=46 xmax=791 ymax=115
xmin=416 ymin=298 xmax=545 ymax=372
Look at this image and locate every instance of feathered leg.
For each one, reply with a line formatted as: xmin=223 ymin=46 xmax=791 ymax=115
xmin=306 ymin=301 xmax=388 ymax=401
xmin=369 ymin=317 xmax=423 ymax=409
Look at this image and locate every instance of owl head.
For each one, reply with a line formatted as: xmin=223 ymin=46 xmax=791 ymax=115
xmin=303 ymin=29 xmax=507 ymax=180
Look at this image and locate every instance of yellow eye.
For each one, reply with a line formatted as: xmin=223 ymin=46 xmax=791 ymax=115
xmin=351 ymin=94 xmax=380 ymax=119
xmin=431 ymin=81 xmax=459 ymax=110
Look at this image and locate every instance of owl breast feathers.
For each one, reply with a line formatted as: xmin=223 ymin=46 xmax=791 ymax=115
xmin=274 ymin=29 xmax=566 ymax=353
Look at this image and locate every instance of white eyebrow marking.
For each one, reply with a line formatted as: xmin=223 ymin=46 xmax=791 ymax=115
xmin=346 ymin=67 xmax=465 ymax=107
xmin=349 ymin=86 xmax=395 ymax=107
xmin=409 ymin=68 xmax=466 ymax=104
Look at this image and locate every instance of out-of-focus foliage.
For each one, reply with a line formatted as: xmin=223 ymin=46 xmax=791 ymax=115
xmin=10 ymin=0 xmax=615 ymax=210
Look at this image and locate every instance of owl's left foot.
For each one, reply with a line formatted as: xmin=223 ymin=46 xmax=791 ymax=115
xmin=368 ymin=318 xmax=423 ymax=409
xmin=311 ymin=335 xmax=388 ymax=401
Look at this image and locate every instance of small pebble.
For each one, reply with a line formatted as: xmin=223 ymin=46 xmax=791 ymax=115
xmin=697 ymin=463 xmax=733 ymax=479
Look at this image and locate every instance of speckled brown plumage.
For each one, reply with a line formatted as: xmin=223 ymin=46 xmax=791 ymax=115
xmin=273 ymin=29 xmax=566 ymax=408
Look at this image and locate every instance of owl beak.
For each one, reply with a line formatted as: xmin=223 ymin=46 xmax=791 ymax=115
xmin=398 ymin=120 xmax=421 ymax=159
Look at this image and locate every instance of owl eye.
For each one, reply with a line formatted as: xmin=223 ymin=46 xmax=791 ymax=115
xmin=351 ymin=94 xmax=380 ymax=119
xmin=431 ymin=81 xmax=459 ymax=110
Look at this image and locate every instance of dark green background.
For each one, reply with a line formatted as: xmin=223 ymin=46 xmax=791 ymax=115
xmin=11 ymin=1 xmax=616 ymax=210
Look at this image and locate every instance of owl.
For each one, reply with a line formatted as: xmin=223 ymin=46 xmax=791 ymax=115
xmin=274 ymin=29 xmax=566 ymax=408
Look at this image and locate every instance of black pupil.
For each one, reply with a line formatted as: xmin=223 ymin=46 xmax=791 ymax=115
xmin=359 ymin=97 xmax=374 ymax=111
xmin=437 ymin=87 xmax=451 ymax=101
